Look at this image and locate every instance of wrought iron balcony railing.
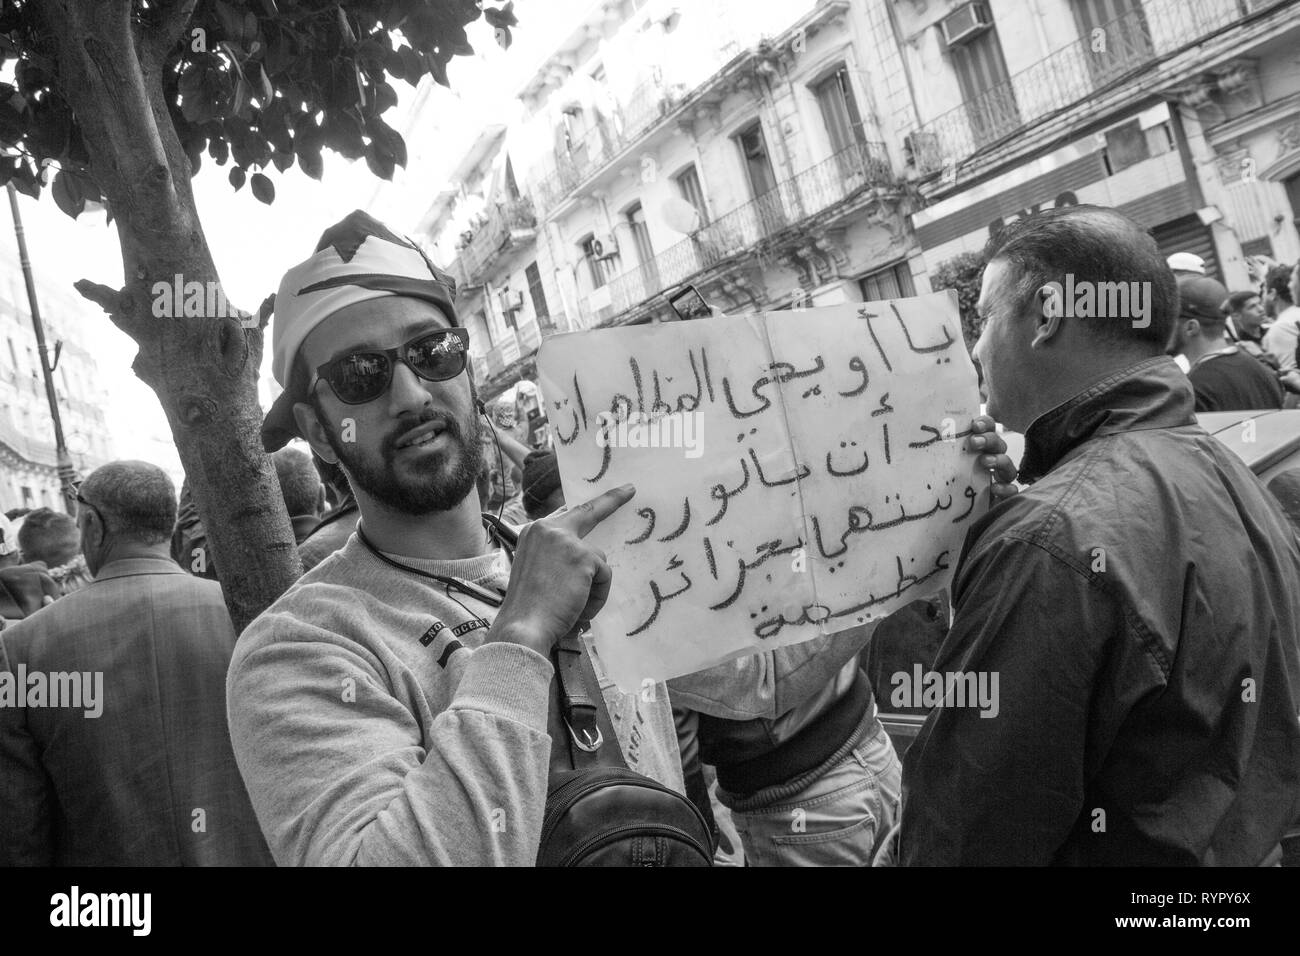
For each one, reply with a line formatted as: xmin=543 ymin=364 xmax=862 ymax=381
xmin=533 ymin=78 xmax=686 ymax=212
xmin=452 ymin=196 xmax=537 ymax=287
xmin=909 ymin=0 xmax=1275 ymax=175
xmin=578 ymin=140 xmax=894 ymax=325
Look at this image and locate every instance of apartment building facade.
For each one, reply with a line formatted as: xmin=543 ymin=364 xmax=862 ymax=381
xmin=423 ymin=0 xmax=932 ymax=420
xmin=895 ymin=0 xmax=1300 ymax=289
xmin=419 ymin=0 xmax=1300 ymax=422
xmin=0 ymin=268 xmax=114 ymax=513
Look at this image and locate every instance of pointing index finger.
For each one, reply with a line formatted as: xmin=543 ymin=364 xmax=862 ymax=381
xmin=550 ymin=483 xmax=636 ymax=538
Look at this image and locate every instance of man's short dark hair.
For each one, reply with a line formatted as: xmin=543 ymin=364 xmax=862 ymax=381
xmin=80 ymin=460 xmax=177 ymax=545
xmin=982 ymin=205 xmax=1178 ymax=350
xmin=272 ymin=447 xmax=323 ymax=517
xmin=17 ymin=507 xmax=80 ymax=566
xmin=1223 ymin=290 xmax=1259 ymax=315
xmin=1264 ymin=264 xmax=1295 ymax=306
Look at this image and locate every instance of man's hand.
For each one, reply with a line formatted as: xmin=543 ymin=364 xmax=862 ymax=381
xmin=0 ymin=564 xmax=60 ymax=620
xmin=967 ymin=415 xmax=1019 ymax=502
xmin=491 ymin=484 xmax=635 ymax=656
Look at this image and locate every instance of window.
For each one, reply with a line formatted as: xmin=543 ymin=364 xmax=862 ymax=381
xmin=734 ymin=122 xmax=777 ymax=199
xmin=525 ymin=262 xmax=550 ymax=321
xmin=624 ymin=203 xmax=659 ymax=302
xmin=1071 ymin=0 xmax=1153 ymax=84
xmin=859 ymin=262 xmax=916 ymax=302
xmin=674 ymin=165 xmax=709 ymax=227
xmin=472 ymin=307 xmax=494 ymax=348
xmin=624 ymin=203 xmax=654 ymax=266
xmin=814 ymin=66 xmax=867 ymax=156
xmin=948 ymin=21 xmax=1019 ymax=147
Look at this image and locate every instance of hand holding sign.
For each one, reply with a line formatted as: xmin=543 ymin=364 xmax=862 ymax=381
xmin=538 ymin=293 xmax=985 ymax=691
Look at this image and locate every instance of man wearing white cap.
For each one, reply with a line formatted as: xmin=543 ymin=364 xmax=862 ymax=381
xmin=227 ymin=211 xmax=685 ymax=866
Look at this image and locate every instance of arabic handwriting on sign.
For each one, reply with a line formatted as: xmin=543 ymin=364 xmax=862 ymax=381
xmin=863 ymin=311 xmax=892 ymax=372
xmin=747 ymin=447 xmax=810 ymax=488
xmin=707 ymin=457 xmax=751 ymax=526
xmin=708 ymin=537 xmax=804 ymax=614
xmin=553 ymin=400 xmax=580 ymax=445
xmin=721 ymin=372 xmax=772 ymax=419
xmin=908 ymin=423 xmax=975 ymax=449
xmin=893 ymin=302 xmax=955 ymax=354
xmin=627 ymin=569 xmax=693 ymax=637
xmin=839 ymin=356 xmax=869 ymax=397
xmin=658 ymin=498 xmax=691 ymax=542
xmin=626 ymin=507 xmax=657 ymax=545
xmin=953 ymin=484 xmax=978 ymax=522
xmin=751 ymin=550 xmax=952 ymax=639
xmin=825 ymin=441 xmax=869 ymax=478
xmin=809 ymin=490 xmax=961 ymax=560
xmin=871 ymin=392 xmax=894 ymax=417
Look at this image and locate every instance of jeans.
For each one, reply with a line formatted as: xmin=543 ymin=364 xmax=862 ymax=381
xmin=716 ymin=711 xmax=901 ymax=867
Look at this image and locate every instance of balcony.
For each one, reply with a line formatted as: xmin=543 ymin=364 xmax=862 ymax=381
xmin=0 ymin=409 xmax=59 ymax=468
xmin=909 ymin=0 xmax=1277 ymax=175
xmin=534 ymin=77 xmax=687 ymax=212
xmin=579 ymin=141 xmax=895 ymax=324
xmin=451 ymin=196 xmax=537 ymax=287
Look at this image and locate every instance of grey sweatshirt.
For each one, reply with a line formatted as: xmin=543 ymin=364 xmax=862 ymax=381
xmin=227 ymin=533 xmax=683 ymax=867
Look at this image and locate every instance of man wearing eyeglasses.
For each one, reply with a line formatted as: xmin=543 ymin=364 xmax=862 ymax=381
xmin=229 ymin=211 xmax=683 ymax=866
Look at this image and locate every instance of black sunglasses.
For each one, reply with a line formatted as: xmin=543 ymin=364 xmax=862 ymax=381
xmin=310 ymin=327 xmax=470 ymax=405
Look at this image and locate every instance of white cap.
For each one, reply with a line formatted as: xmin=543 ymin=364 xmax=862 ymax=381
xmin=1167 ymin=252 xmax=1206 ymax=275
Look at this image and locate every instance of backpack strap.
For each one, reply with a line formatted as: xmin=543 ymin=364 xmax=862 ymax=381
xmin=549 ymin=631 xmax=627 ymax=774
xmin=482 ymin=513 xmax=628 ymax=775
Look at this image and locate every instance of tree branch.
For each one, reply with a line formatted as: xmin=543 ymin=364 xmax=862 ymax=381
xmin=74 ymin=279 xmax=125 ymax=315
xmin=146 ymin=0 xmax=200 ymax=71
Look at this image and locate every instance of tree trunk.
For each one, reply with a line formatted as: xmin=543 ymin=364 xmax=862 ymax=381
xmin=35 ymin=0 xmax=301 ymax=632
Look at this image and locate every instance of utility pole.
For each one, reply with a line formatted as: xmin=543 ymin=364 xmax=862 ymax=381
xmin=7 ymin=182 xmax=78 ymax=515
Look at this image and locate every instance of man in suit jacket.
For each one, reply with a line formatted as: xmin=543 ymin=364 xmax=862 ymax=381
xmin=0 ymin=460 xmax=272 ymax=866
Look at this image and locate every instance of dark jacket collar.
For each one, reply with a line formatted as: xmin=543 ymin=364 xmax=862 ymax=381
xmin=1018 ymin=356 xmax=1196 ymax=484
xmin=93 ymin=556 xmax=188 ymax=582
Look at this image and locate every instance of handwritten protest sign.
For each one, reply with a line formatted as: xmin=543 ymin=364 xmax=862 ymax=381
xmin=536 ymin=293 xmax=983 ymax=691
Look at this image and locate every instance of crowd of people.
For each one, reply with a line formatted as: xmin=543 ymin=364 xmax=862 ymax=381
xmin=1167 ymin=254 xmax=1300 ymax=412
xmin=1 ymin=205 xmax=1298 ymax=867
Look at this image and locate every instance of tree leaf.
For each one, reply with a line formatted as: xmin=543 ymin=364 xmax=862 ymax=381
xmin=50 ymin=169 xmax=85 ymax=218
xmin=229 ymin=165 xmax=246 ymax=190
xmin=364 ymin=144 xmax=395 ymax=181
xmin=250 ymin=171 xmax=274 ymax=204
xmin=271 ymin=149 xmax=293 ymax=172
xmin=366 ymin=116 xmax=406 ymax=168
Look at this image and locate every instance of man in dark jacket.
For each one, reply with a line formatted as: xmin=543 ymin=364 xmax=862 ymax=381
xmin=1170 ymin=274 xmax=1283 ymax=412
xmin=898 ymin=205 xmax=1300 ymax=865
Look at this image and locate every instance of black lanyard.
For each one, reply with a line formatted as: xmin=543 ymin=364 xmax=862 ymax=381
xmin=356 ymin=514 xmax=518 ymax=609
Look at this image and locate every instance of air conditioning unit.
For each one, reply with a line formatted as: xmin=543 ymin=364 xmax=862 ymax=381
xmin=590 ymin=232 xmax=620 ymax=260
xmin=498 ymin=288 xmax=525 ymax=313
xmin=940 ymin=2 xmax=992 ymax=47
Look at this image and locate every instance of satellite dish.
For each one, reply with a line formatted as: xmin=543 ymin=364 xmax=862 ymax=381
xmin=662 ymin=196 xmax=700 ymax=234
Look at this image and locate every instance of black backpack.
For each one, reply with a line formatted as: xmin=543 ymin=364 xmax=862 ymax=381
xmin=537 ymin=633 xmax=714 ymax=867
